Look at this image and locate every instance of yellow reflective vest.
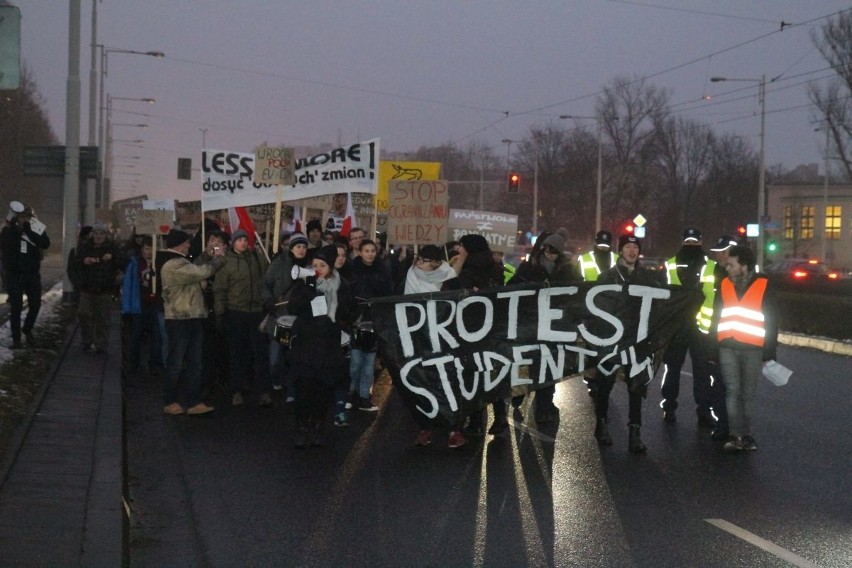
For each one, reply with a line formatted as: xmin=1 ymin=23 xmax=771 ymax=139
xmin=666 ymin=255 xmax=717 ymax=334
xmin=578 ymin=251 xmax=617 ymax=282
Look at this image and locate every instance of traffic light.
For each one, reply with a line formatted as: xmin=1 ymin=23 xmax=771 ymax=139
xmin=507 ymin=173 xmax=521 ymax=193
xmin=177 ymin=157 xmax=192 ymax=180
xmin=737 ymin=225 xmax=747 ymax=237
xmin=767 ymin=241 xmax=777 ymax=252
xmin=623 ymin=223 xmax=634 ymax=234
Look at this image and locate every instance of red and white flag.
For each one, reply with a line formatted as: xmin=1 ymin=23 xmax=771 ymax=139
xmin=287 ymin=205 xmax=303 ymax=234
xmin=228 ymin=206 xmax=257 ymax=248
xmin=339 ymin=193 xmax=355 ymax=237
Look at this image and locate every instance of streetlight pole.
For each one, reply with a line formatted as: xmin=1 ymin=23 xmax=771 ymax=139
xmin=711 ymin=75 xmax=767 ymax=269
xmin=559 ymin=115 xmax=609 ymax=233
xmin=97 ymin=47 xmax=164 ymax=208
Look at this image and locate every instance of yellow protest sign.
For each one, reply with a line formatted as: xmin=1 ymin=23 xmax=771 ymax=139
xmin=377 ymin=161 xmax=441 ymax=212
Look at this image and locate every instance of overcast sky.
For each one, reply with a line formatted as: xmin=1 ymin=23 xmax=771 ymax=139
xmin=17 ymin=1 xmax=851 ymax=202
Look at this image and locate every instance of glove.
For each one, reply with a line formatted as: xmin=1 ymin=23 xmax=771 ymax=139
xmin=263 ymin=297 xmax=276 ymax=313
xmin=215 ymin=316 xmax=225 ymax=335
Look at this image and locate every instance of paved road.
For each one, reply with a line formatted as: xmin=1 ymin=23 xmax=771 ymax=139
xmin=126 ymin=344 xmax=851 ymax=567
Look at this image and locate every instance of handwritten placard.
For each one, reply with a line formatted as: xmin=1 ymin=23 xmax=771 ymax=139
xmin=254 ymin=145 xmax=295 ymax=186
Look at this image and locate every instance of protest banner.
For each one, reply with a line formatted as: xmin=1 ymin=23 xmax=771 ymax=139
xmin=448 ymin=209 xmax=518 ymax=253
xmin=254 ymin=144 xmax=295 ymax=186
xmin=176 ymin=200 xmax=202 ymax=229
xmin=376 ymin=161 xmax=442 ymax=211
xmin=111 ymin=195 xmax=147 ymax=236
xmin=201 ymin=139 xmax=379 ymax=211
xmin=370 ymin=283 xmax=701 ymax=425
xmin=386 ymin=179 xmax=449 ymax=245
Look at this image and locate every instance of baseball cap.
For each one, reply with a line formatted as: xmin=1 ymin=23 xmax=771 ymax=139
xmin=682 ymin=228 xmax=702 ymax=243
xmin=709 ymin=235 xmax=737 ymax=252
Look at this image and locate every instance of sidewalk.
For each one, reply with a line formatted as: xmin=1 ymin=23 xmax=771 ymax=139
xmin=0 ymin=310 xmax=123 ymax=566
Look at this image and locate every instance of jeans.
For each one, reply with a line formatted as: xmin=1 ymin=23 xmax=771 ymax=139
xmin=164 ymin=318 xmax=204 ymax=407
xmin=5 ymin=269 xmax=41 ymax=343
xmin=129 ymin=303 xmax=163 ymax=371
xmin=595 ymin=372 xmax=643 ymax=426
xmin=226 ymin=310 xmax=271 ymax=395
xmin=349 ymin=348 xmax=377 ymax=399
xmin=718 ymin=347 xmax=762 ymax=438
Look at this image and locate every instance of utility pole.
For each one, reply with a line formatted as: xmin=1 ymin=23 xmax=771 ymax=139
xmin=63 ymin=0 xmax=82 ymax=302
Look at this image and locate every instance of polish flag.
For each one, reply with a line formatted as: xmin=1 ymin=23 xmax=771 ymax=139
xmin=228 ymin=206 xmax=257 ymax=248
xmin=288 ymin=205 xmax=303 ymax=234
xmin=339 ymin=193 xmax=355 ymax=237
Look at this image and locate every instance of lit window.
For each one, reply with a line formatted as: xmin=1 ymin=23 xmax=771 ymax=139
xmin=825 ymin=205 xmax=841 ymax=240
xmin=783 ymin=206 xmax=794 ymax=240
xmin=799 ymin=206 xmax=814 ymax=240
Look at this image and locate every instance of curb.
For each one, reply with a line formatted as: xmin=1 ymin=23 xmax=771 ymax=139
xmin=778 ymin=332 xmax=852 ymax=357
xmin=0 ymin=309 xmax=78 ymax=490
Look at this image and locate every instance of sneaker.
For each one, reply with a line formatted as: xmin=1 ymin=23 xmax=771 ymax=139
xmin=333 ymin=411 xmax=350 ymax=427
xmin=724 ymin=436 xmax=743 ymax=452
xmin=358 ymin=397 xmax=379 ymax=412
xmin=448 ymin=430 xmax=467 ymax=448
xmin=163 ymin=403 xmax=185 ymax=415
xmin=415 ymin=430 xmax=432 ymax=446
xmin=232 ymin=392 xmax=244 ymax=406
xmin=186 ymin=402 xmax=215 ymax=415
xmin=662 ymin=409 xmax=677 ymax=423
xmin=259 ymin=393 xmax=273 ymax=407
xmin=285 ymin=396 xmax=295 ymax=404
xmin=741 ymin=436 xmax=758 ymax=451
xmin=272 ymin=384 xmax=283 ymax=391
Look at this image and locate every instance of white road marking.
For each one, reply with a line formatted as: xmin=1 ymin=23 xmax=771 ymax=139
xmin=508 ymin=418 xmax=556 ymax=443
xmin=705 ymin=518 xmax=821 ymax=568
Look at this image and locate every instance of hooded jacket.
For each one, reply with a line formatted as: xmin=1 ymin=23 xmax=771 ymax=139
xmin=213 ymin=247 xmax=268 ymax=316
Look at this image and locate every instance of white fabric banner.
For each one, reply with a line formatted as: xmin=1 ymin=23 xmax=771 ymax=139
xmin=201 ymin=139 xmax=380 ymax=211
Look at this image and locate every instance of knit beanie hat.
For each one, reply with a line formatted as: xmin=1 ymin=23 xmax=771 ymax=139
xmin=542 ymin=233 xmax=565 ymax=253
xmin=618 ymin=233 xmax=641 ymax=253
xmin=306 ymin=219 xmax=323 ymax=235
xmin=231 ymin=229 xmax=249 ymax=243
xmin=289 ymin=232 xmax=309 ymax=248
xmin=313 ymin=244 xmax=339 ymax=267
xmin=166 ymin=229 xmax=190 ymax=248
xmin=459 ymin=233 xmax=490 ymax=254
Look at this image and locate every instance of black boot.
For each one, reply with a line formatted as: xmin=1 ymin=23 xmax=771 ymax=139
xmin=628 ymin=424 xmax=647 ymax=454
xmin=594 ymin=418 xmax=613 ymax=446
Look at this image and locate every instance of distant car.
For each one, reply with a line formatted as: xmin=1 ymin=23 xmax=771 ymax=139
xmin=638 ymin=256 xmax=666 ymax=272
xmin=764 ymin=259 xmax=843 ymax=290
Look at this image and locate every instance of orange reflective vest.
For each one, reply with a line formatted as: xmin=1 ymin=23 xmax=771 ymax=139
xmin=717 ymin=277 xmax=768 ymax=347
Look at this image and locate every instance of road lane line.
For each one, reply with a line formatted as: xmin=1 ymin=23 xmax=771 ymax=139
xmin=705 ymin=519 xmax=821 ymax=568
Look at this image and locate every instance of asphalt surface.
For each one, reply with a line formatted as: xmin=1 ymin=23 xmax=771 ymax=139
xmin=0 ymin=260 xmax=849 ymax=567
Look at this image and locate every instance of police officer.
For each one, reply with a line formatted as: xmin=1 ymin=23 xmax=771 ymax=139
xmin=0 ymin=202 xmax=50 ymax=349
xmin=660 ymin=228 xmax=727 ymax=435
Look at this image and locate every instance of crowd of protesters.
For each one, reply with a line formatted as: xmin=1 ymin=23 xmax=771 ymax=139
xmin=53 ymin=215 xmax=776 ymax=456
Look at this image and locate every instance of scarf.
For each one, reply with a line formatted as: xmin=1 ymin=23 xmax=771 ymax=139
xmin=316 ymin=270 xmax=341 ymax=322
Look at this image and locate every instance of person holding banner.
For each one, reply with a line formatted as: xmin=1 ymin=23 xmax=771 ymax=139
xmin=593 ymin=233 xmax=661 ymax=453
xmin=444 ymin=234 xmax=509 ymax=438
xmin=213 ymin=229 xmax=273 ymax=408
xmin=287 ymin=244 xmax=355 ymax=448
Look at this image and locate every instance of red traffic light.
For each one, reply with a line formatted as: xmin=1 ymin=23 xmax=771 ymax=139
xmin=624 ymin=224 xmax=634 ymax=234
xmin=737 ymin=225 xmax=746 ymax=236
xmin=507 ymin=173 xmax=521 ymax=193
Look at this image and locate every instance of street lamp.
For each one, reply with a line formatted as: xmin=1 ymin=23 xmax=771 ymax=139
xmin=815 ymin=122 xmax=831 ymax=261
xmin=97 ymin=46 xmax=163 ymax=208
xmin=711 ymin=75 xmax=766 ymax=268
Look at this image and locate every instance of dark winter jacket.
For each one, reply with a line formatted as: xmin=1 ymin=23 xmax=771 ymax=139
xmin=509 ymin=254 xmax=578 ymax=286
xmin=76 ymin=238 xmax=127 ymax=294
xmin=0 ymin=220 xmax=50 ymax=274
xmin=213 ymin=247 xmax=268 ymax=316
xmin=443 ymin=251 xmax=504 ymax=291
xmin=349 ymin=256 xmax=393 ymax=321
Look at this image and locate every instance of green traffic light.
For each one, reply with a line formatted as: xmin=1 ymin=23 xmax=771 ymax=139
xmin=767 ymin=242 xmax=777 ymax=252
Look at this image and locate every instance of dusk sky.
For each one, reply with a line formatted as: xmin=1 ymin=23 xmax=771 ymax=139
xmin=17 ymin=1 xmax=852 ymax=202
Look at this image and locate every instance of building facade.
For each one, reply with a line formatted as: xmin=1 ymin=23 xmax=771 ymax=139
xmin=766 ymin=183 xmax=852 ymax=271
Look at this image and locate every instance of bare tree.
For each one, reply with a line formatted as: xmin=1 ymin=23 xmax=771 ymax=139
xmin=809 ymin=10 xmax=852 ymax=180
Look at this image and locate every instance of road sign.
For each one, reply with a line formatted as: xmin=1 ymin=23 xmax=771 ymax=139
xmin=633 ymin=214 xmax=646 ymax=227
xmin=23 ymin=146 xmax=99 ymax=178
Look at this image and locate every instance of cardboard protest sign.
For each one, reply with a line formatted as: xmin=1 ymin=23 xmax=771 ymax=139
xmin=377 ymin=161 xmax=442 ymax=211
xmin=449 ymin=209 xmax=518 ymax=253
xmin=254 ymin=145 xmax=295 ymax=186
xmin=135 ymin=209 xmax=174 ymax=235
xmin=386 ymin=179 xmax=448 ymax=245
xmin=201 ymin=139 xmax=379 ymax=211
xmin=370 ymin=283 xmax=701 ymax=425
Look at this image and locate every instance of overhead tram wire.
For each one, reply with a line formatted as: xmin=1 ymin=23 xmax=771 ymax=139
xmin=605 ymin=0 xmax=787 ymax=26
xmin=506 ymin=6 xmax=852 ymax=120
